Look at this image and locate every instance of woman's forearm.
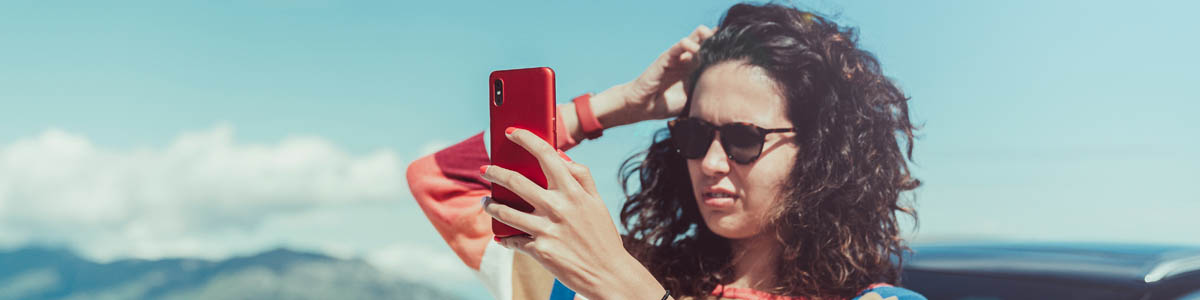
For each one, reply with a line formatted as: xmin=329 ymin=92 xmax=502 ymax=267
xmin=588 ymin=252 xmax=669 ymax=300
xmin=559 ymin=82 xmax=644 ymax=144
xmin=592 ymin=82 xmax=641 ymax=129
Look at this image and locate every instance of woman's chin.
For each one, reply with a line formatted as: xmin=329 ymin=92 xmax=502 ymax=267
xmin=703 ymin=215 xmax=759 ymax=240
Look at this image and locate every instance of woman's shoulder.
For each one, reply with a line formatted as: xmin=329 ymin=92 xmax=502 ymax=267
xmin=851 ymin=285 xmax=926 ymax=300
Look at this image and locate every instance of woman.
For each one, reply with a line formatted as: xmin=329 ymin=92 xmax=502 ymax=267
xmin=407 ymin=3 xmax=923 ymax=300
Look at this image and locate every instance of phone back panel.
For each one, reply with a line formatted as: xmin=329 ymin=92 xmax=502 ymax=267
xmin=489 ymin=67 xmax=556 ymax=237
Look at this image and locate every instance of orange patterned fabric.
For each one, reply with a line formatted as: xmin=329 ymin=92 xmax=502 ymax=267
xmin=711 ymin=283 xmax=900 ymax=300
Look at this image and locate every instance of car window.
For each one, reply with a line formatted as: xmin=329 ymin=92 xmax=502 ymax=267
xmin=1177 ymin=289 xmax=1200 ymax=300
xmin=902 ymin=270 xmax=1124 ymax=299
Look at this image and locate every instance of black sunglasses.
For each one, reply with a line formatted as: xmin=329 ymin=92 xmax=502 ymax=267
xmin=667 ymin=118 xmax=796 ymax=164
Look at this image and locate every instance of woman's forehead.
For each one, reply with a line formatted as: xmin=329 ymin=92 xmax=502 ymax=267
xmin=688 ymin=61 xmax=790 ymax=127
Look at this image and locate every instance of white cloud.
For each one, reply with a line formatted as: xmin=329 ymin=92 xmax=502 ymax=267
xmin=416 ymin=139 xmax=452 ymax=157
xmin=0 ymin=124 xmax=410 ymax=261
xmin=363 ymin=242 xmax=476 ymax=288
xmin=0 ymin=124 xmax=488 ymax=294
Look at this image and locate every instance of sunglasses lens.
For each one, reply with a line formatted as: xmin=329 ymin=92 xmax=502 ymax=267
xmin=721 ymin=124 xmax=765 ymax=163
xmin=671 ymin=119 xmax=777 ymax=164
xmin=669 ymin=119 xmax=714 ymax=159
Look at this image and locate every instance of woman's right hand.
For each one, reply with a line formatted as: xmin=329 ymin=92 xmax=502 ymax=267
xmin=623 ymin=25 xmax=716 ymax=121
xmin=591 ymin=25 xmax=716 ymax=129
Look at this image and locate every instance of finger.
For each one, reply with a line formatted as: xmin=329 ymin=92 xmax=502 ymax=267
xmin=564 ymin=161 xmax=599 ymax=198
xmin=685 ymin=25 xmax=707 ymax=43
xmin=673 ymin=40 xmax=699 ymax=65
xmin=679 ymin=38 xmax=701 ymax=55
xmin=698 ymin=25 xmax=716 ymax=41
xmin=481 ymin=165 xmax=552 ymax=210
xmin=666 ymin=38 xmax=699 ymax=66
xmin=496 ymin=234 xmax=536 ymax=254
xmin=557 ymin=150 xmax=598 ymax=197
xmin=505 ymin=128 xmax=576 ymax=190
xmin=663 ymin=39 xmax=688 ymax=63
xmin=664 ymin=28 xmax=701 ymax=63
xmin=483 ymin=196 xmax=548 ymax=234
xmin=679 ymin=52 xmax=694 ymax=64
xmin=556 ymin=149 xmax=572 ymax=163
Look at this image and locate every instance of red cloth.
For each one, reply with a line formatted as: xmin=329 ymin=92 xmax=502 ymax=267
xmin=406 ymin=103 xmax=586 ymax=270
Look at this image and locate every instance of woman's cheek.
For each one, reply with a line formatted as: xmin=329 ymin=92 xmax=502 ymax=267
xmin=685 ymin=161 xmax=705 ymax=201
xmin=747 ymin=145 xmax=799 ymax=216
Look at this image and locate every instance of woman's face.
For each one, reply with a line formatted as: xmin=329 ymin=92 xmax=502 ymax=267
xmin=686 ymin=61 xmax=798 ymax=240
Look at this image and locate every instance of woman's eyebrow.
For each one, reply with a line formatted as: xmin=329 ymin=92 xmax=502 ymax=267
xmin=695 ymin=116 xmax=761 ymax=127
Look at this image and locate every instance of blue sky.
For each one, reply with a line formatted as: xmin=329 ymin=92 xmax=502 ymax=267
xmin=2 ymin=0 xmax=1198 ymax=298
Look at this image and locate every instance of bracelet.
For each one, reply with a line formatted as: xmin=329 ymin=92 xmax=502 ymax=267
xmin=661 ymin=289 xmax=670 ymax=300
xmin=572 ymin=94 xmax=604 ymax=140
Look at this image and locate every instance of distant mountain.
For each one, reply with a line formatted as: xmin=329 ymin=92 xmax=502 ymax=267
xmin=0 ymin=246 xmax=460 ymax=300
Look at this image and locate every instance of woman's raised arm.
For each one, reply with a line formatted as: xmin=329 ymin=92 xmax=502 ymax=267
xmin=406 ymin=24 xmax=715 ymax=299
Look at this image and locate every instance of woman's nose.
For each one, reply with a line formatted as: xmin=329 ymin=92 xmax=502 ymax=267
xmin=699 ymin=133 xmax=730 ymax=176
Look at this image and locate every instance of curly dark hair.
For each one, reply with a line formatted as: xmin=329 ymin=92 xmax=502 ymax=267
xmin=618 ymin=2 xmax=921 ymax=299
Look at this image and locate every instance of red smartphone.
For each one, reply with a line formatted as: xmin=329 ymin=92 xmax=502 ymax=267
xmin=489 ymin=67 xmax=556 ymax=237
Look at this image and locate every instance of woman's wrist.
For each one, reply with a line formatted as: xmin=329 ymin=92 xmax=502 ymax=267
xmin=565 ymin=81 xmax=662 ymax=143
xmin=586 ymin=253 xmax=667 ymax=300
xmin=591 ymin=82 xmax=649 ymax=129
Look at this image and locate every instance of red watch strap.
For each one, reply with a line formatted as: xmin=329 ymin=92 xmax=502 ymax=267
xmin=573 ymin=94 xmax=604 ymax=140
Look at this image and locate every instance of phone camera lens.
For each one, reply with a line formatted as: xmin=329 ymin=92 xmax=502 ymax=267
xmin=493 ymin=79 xmax=503 ymax=106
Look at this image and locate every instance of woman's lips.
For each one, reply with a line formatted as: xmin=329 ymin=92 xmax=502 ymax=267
xmin=701 ymin=191 xmax=737 ymax=208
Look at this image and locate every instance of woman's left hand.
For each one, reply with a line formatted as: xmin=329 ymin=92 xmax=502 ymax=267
xmin=480 ymin=128 xmax=665 ymax=300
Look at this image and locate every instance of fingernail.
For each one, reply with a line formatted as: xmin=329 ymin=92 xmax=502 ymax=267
xmin=557 ymin=149 xmax=572 ymax=162
xmin=479 ymin=165 xmax=489 ymax=175
xmin=505 ymin=127 xmax=517 ymax=135
xmin=480 ymin=196 xmax=488 ymax=207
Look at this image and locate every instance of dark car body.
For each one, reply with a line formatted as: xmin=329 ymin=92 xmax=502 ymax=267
xmin=902 ymin=242 xmax=1200 ymax=300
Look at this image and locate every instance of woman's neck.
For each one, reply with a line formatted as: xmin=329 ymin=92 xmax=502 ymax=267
xmin=726 ymin=232 xmax=781 ymax=292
